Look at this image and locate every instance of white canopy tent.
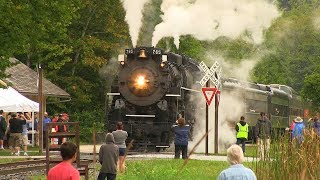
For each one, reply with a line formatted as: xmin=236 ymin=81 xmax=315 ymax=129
xmin=0 ymin=87 xmax=39 ymax=146
xmin=0 ymin=87 xmax=39 ymax=112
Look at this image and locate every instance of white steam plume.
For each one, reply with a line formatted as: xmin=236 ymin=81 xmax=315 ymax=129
xmin=121 ymin=0 xmax=150 ymax=47
xmin=152 ymin=0 xmax=280 ymax=48
xmin=189 ymin=77 xmax=247 ymax=153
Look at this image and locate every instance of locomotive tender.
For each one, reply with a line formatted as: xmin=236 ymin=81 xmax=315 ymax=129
xmin=106 ymin=46 xmax=308 ymax=150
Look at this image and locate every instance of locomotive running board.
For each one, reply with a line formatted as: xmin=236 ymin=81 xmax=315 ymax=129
xmin=107 ymin=93 xmax=120 ymax=96
xmin=156 ymin=146 xmax=170 ymax=148
xmin=126 ymin=114 xmax=155 ymax=117
xmin=166 ymin=94 xmax=180 ymax=97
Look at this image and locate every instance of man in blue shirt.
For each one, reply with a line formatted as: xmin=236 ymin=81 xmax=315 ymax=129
xmin=172 ymin=118 xmax=190 ymax=159
xmin=218 ymin=145 xmax=256 ymax=180
xmin=43 ymin=112 xmax=51 ymax=148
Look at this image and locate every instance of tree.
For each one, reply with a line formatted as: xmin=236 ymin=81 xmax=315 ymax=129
xmin=301 ymin=73 xmax=320 ymax=109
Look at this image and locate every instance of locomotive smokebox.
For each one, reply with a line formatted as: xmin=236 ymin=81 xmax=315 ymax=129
xmin=118 ymin=47 xmax=171 ymax=106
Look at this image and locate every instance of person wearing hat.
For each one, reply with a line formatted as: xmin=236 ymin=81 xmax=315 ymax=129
xmin=292 ymin=117 xmax=305 ymax=145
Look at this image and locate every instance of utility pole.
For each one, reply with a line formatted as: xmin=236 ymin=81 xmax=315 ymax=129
xmin=38 ymin=64 xmax=43 ymax=153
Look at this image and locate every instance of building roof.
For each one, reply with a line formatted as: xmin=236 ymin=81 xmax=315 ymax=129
xmin=4 ymin=58 xmax=70 ymax=98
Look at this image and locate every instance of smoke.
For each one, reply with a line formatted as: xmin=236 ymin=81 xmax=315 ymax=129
xmin=121 ymin=0 xmax=150 ymax=47
xmin=152 ymin=0 xmax=280 ymax=48
xmin=189 ymin=74 xmax=247 ymax=153
xmin=189 ymin=54 xmax=261 ymax=153
xmin=99 ymin=57 xmax=119 ymax=87
xmin=206 ymin=54 xmax=260 ymax=82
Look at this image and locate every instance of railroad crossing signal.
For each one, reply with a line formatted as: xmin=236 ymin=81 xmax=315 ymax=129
xmin=198 ymin=61 xmax=222 ymax=155
xmin=199 ymin=61 xmax=222 ymax=88
xmin=202 ymin=87 xmax=218 ymax=106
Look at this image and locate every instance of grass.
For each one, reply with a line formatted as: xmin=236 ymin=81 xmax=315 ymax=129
xmin=26 ymin=159 xmax=253 ymax=180
xmin=254 ymin=130 xmax=320 ymax=179
xmin=116 ymin=159 xmax=254 ymax=180
xmin=0 ymin=146 xmax=44 ymax=157
xmin=7 ymin=131 xmax=320 ymax=180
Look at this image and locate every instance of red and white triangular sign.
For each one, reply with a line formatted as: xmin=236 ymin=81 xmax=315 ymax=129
xmin=202 ymin=87 xmax=218 ymax=106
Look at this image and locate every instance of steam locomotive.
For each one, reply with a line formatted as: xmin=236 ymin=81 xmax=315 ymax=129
xmin=106 ymin=46 xmax=309 ymax=150
xmin=106 ymin=47 xmax=202 ymax=150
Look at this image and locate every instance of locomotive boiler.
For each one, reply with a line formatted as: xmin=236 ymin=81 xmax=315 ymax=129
xmin=106 ymin=47 xmax=202 ymax=151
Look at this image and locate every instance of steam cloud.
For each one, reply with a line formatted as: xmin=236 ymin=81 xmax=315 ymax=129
xmin=121 ymin=0 xmax=150 ymax=47
xmin=189 ymin=60 xmax=256 ymax=153
xmin=119 ymin=0 xmax=280 ymax=153
xmin=152 ymin=0 xmax=280 ymax=48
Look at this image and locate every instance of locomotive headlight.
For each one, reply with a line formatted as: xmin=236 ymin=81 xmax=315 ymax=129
xmin=135 ymin=75 xmax=148 ymax=89
xmin=160 ymin=62 xmax=165 ymax=68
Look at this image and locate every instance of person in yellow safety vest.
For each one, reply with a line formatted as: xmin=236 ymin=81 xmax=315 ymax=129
xmin=235 ymin=116 xmax=249 ymax=153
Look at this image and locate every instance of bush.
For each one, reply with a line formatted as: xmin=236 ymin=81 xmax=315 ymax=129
xmin=71 ymin=109 xmax=105 ymax=143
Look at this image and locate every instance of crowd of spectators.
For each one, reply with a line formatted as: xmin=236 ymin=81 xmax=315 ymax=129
xmin=0 ymin=110 xmax=70 ymax=156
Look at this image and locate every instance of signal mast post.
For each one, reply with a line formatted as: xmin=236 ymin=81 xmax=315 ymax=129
xmin=205 ymin=81 xmax=209 ymax=155
xmin=214 ymin=86 xmax=219 ymax=154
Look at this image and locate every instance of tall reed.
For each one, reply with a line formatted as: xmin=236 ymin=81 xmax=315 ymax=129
xmin=255 ymin=130 xmax=320 ymax=179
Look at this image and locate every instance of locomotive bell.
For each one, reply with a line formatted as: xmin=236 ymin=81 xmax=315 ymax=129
xmin=138 ymin=49 xmax=147 ymax=58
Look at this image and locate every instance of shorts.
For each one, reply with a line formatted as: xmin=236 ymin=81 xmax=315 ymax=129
xmin=119 ymin=148 xmax=126 ymax=156
xmin=21 ymin=135 xmax=28 ymax=146
xmin=9 ymin=133 xmax=22 ymax=147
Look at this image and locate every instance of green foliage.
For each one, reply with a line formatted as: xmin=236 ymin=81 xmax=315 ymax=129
xmin=71 ymin=109 xmax=105 ymax=142
xmin=301 ymin=73 xmax=320 ymax=109
xmin=0 ymin=58 xmax=12 ymax=79
xmin=252 ymin=1 xmax=320 ymax=99
xmin=251 ymin=54 xmax=291 ymax=85
xmin=209 ymin=37 xmax=258 ymax=63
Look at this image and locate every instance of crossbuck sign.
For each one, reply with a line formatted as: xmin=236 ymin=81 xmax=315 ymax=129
xmin=199 ymin=61 xmax=222 ymax=88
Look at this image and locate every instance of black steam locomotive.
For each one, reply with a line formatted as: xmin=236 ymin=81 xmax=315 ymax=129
xmin=106 ymin=46 xmax=309 ymax=150
xmin=106 ymin=47 xmax=201 ymax=150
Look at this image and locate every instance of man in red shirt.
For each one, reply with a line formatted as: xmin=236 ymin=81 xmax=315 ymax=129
xmin=47 ymin=142 xmax=80 ymax=179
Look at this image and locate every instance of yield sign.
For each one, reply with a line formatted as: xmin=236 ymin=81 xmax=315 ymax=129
xmin=202 ymin=87 xmax=218 ymax=106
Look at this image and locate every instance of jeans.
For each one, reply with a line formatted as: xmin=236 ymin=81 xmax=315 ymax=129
xmin=97 ymin=172 xmax=116 ymax=180
xmin=236 ymin=138 xmax=246 ymax=153
xmin=175 ymin=145 xmax=188 ymax=159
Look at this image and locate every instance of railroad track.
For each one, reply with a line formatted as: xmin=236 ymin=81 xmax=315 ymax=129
xmin=0 ymin=159 xmax=46 ymax=179
xmin=0 ymin=158 xmax=94 ymax=179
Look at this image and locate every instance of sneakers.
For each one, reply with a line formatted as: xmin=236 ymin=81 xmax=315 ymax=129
xmin=23 ymin=152 xmax=28 ymax=156
xmin=14 ymin=152 xmax=20 ymax=156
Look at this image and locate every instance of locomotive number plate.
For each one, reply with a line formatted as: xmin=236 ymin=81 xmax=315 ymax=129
xmin=152 ymin=49 xmax=162 ymax=55
xmin=125 ymin=49 xmax=134 ymax=54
